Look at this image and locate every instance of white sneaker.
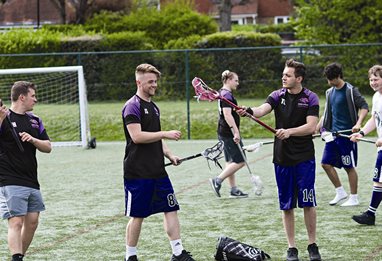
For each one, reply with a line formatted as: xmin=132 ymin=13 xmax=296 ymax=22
xmin=340 ymin=196 xmax=359 ymax=207
xmin=329 ymin=192 xmax=348 ymax=205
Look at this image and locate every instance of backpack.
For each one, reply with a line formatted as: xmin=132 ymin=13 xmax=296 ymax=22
xmin=214 ymin=236 xmax=271 ymax=261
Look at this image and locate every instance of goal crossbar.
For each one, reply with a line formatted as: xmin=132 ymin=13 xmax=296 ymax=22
xmin=0 ymin=66 xmax=91 ymax=148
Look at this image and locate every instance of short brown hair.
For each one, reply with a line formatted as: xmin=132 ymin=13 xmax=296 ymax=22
xmin=11 ymin=81 xmax=36 ymax=102
xmin=285 ymin=59 xmax=306 ymax=81
xmin=368 ymin=65 xmax=382 ymax=78
xmin=135 ymin=63 xmax=161 ymax=79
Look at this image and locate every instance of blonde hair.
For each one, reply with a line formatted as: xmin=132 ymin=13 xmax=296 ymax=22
xmin=221 ymin=70 xmax=237 ymax=84
xmin=368 ymin=65 xmax=382 ymax=78
xmin=135 ymin=63 xmax=161 ymax=80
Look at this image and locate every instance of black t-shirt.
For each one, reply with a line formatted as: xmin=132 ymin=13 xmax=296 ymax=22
xmin=0 ymin=110 xmax=50 ymax=189
xmin=217 ymin=88 xmax=240 ymax=137
xmin=122 ymin=95 xmax=167 ymax=179
xmin=266 ymin=88 xmax=319 ymax=166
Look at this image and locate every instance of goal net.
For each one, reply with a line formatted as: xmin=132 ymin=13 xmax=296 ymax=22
xmin=0 ymin=66 xmax=93 ymax=148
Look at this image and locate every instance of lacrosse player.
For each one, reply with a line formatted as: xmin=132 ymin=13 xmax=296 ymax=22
xmin=0 ymin=81 xmax=52 ymax=261
xmin=316 ymin=62 xmax=369 ymax=207
xmin=122 ymin=64 xmax=194 ymax=261
xmin=239 ymin=59 xmax=321 ymax=261
xmin=351 ymin=65 xmax=382 ymax=225
xmin=209 ymin=70 xmax=249 ymax=198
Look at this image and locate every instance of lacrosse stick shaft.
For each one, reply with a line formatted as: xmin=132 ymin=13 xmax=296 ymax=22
xmin=6 ymin=114 xmax=24 ymax=152
xmin=230 ymin=128 xmax=253 ymax=175
xmin=165 ymin=153 xmax=202 ymax=167
xmin=337 ymin=133 xmax=376 ymax=144
xmin=313 ymin=129 xmax=353 ymax=139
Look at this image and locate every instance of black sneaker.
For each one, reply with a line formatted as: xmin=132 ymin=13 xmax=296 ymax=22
xmin=170 ymin=250 xmax=195 ymax=261
xmin=209 ymin=178 xmax=221 ymax=197
xmin=307 ymin=243 xmax=321 ymax=261
xmin=125 ymin=256 xmax=138 ymax=261
xmin=229 ymin=189 xmax=248 ymax=198
xmin=286 ymin=247 xmax=299 ymax=261
xmin=352 ymin=211 xmax=376 ymax=225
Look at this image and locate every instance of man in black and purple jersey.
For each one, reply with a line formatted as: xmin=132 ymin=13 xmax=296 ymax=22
xmin=239 ymin=59 xmax=321 ymax=261
xmin=122 ymin=63 xmax=194 ymax=261
xmin=0 ymin=81 xmax=52 ymax=261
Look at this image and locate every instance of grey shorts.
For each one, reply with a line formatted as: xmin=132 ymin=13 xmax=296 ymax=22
xmin=0 ymin=185 xmax=45 ymax=219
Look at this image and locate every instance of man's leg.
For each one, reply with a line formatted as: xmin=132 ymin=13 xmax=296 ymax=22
xmin=341 ymin=168 xmax=359 ymax=206
xmin=126 ymin=217 xmax=143 ymax=247
xmin=303 ymin=207 xmax=316 ymax=244
xmin=21 ymin=212 xmax=39 ymax=254
xmin=282 ymin=209 xmax=295 ymax=247
xmin=322 ymin=163 xmax=348 ymax=205
xmin=8 ymin=216 xmax=24 ymax=255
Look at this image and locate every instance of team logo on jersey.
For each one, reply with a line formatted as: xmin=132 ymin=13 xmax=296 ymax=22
xmin=297 ymin=97 xmax=309 ymax=108
xmin=30 ymin=119 xmax=39 ymax=129
xmin=281 ymin=98 xmax=286 ymax=105
xmin=144 ymin=108 xmax=149 ymax=114
xmin=11 ymin=122 xmax=16 ymax=128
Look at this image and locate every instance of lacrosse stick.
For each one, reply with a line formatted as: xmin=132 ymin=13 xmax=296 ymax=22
xmin=313 ymin=129 xmax=353 ymax=142
xmin=230 ymin=128 xmax=264 ymax=196
xmin=243 ymin=140 xmax=274 ymax=153
xmin=0 ymin=99 xmax=24 ymax=152
xmin=192 ymin=77 xmax=276 ymax=134
xmin=336 ymin=133 xmax=376 ymax=144
xmin=165 ymin=140 xmax=224 ymax=169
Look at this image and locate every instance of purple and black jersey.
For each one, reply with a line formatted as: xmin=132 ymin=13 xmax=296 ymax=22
xmin=218 ymin=88 xmax=240 ymax=138
xmin=0 ymin=110 xmax=49 ymax=189
xmin=122 ymin=95 xmax=167 ymax=179
xmin=266 ymin=88 xmax=319 ymax=166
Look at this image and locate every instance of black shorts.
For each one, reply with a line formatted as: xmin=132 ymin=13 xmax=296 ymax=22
xmin=219 ymin=135 xmax=245 ymax=163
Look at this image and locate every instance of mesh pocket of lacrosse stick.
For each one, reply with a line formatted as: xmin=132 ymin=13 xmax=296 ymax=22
xmin=192 ymin=77 xmax=220 ymax=102
xmin=201 ymin=140 xmax=224 ymax=169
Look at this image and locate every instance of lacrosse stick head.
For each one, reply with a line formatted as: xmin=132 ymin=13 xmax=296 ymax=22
xmin=201 ymin=140 xmax=224 ymax=169
xmin=250 ymin=175 xmax=264 ymax=196
xmin=192 ymin=77 xmax=220 ymax=102
xmin=320 ymin=131 xmax=334 ymax=143
xmin=243 ymin=142 xmax=263 ymax=153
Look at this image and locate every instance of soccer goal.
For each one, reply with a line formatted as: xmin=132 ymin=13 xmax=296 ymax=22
xmin=0 ymin=66 xmax=95 ymax=148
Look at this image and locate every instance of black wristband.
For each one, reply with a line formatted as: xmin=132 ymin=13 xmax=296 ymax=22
xmin=359 ymin=130 xmax=365 ymax=137
xmin=245 ymin=107 xmax=253 ymax=115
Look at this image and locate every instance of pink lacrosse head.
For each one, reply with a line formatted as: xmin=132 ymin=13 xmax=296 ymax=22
xmin=192 ymin=77 xmax=219 ymax=101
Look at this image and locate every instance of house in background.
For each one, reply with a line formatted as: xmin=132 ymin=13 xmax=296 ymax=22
xmin=194 ymin=0 xmax=294 ymax=26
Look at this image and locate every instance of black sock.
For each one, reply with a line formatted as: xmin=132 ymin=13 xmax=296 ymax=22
xmin=12 ymin=253 xmax=24 ymax=261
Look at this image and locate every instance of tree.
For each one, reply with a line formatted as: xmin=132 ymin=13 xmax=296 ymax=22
xmin=211 ymin=0 xmax=251 ymax=32
xmin=294 ymin=0 xmax=382 ymax=44
xmin=51 ymin=0 xmax=66 ymax=24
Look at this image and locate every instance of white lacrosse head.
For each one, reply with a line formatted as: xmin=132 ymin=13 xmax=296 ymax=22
xmin=321 ymin=131 xmax=334 ymax=143
xmin=250 ymin=175 xmax=264 ymax=196
xmin=243 ymin=142 xmax=262 ymax=153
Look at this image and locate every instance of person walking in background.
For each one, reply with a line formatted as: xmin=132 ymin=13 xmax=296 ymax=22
xmin=0 ymin=81 xmax=52 ymax=261
xmin=239 ymin=59 xmax=321 ymax=261
xmin=316 ymin=62 xmax=369 ymax=207
xmin=209 ymin=70 xmax=259 ymax=198
xmin=351 ymin=65 xmax=382 ymax=225
xmin=122 ymin=63 xmax=194 ymax=261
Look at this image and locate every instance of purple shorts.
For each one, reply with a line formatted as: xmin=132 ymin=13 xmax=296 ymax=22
xmin=274 ymin=159 xmax=317 ymax=210
xmin=321 ymin=136 xmax=358 ymax=168
xmin=124 ymin=176 xmax=180 ymax=218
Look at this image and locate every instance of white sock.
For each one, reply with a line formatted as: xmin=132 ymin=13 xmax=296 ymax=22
xmin=349 ymin=194 xmax=358 ymax=199
xmin=126 ymin=246 xmax=137 ymax=258
xmin=170 ymin=239 xmax=184 ymax=256
xmin=335 ymin=186 xmax=346 ymax=195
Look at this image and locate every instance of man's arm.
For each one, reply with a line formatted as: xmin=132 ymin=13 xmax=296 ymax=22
xmin=127 ymin=123 xmax=181 ymax=144
xmin=275 ymin=115 xmax=318 ymax=140
xmin=353 ymin=108 xmax=368 ymax=132
xmin=19 ymin=132 xmax=52 ymax=153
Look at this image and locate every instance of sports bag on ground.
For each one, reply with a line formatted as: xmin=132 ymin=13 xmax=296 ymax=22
xmin=214 ymin=236 xmax=271 ymax=261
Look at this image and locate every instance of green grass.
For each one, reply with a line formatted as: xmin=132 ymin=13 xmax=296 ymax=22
xmin=0 ymin=139 xmax=381 ymax=260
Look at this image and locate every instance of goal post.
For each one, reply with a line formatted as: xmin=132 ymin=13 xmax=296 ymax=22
xmin=0 ymin=66 xmax=94 ymax=148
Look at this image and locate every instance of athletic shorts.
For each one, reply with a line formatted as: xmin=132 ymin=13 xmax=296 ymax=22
xmin=321 ymin=136 xmax=358 ymax=169
xmin=274 ymin=159 xmax=317 ymax=210
xmin=219 ymin=135 xmax=245 ymax=163
xmin=124 ymin=176 xmax=180 ymax=218
xmin=373 ymin=151 xmax=382 ymax=183
xmin=0 ymin=185 xmax=45 ymax=219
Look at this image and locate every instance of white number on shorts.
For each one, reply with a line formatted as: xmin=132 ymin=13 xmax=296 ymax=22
xmin=341 ymin=155 xmax=351 ymax=166
xmin=302 ymin=189 xmax=314 ymax=203
xmin=167 ymin=193 xmax=178 ymax=207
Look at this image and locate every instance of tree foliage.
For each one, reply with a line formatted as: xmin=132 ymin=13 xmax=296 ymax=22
xmin=294 ymin=0 xmax=382 ymax=44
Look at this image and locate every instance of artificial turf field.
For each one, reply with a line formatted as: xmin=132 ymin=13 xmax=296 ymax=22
xmin=0 ymin=138 xmax=381 ymax=260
